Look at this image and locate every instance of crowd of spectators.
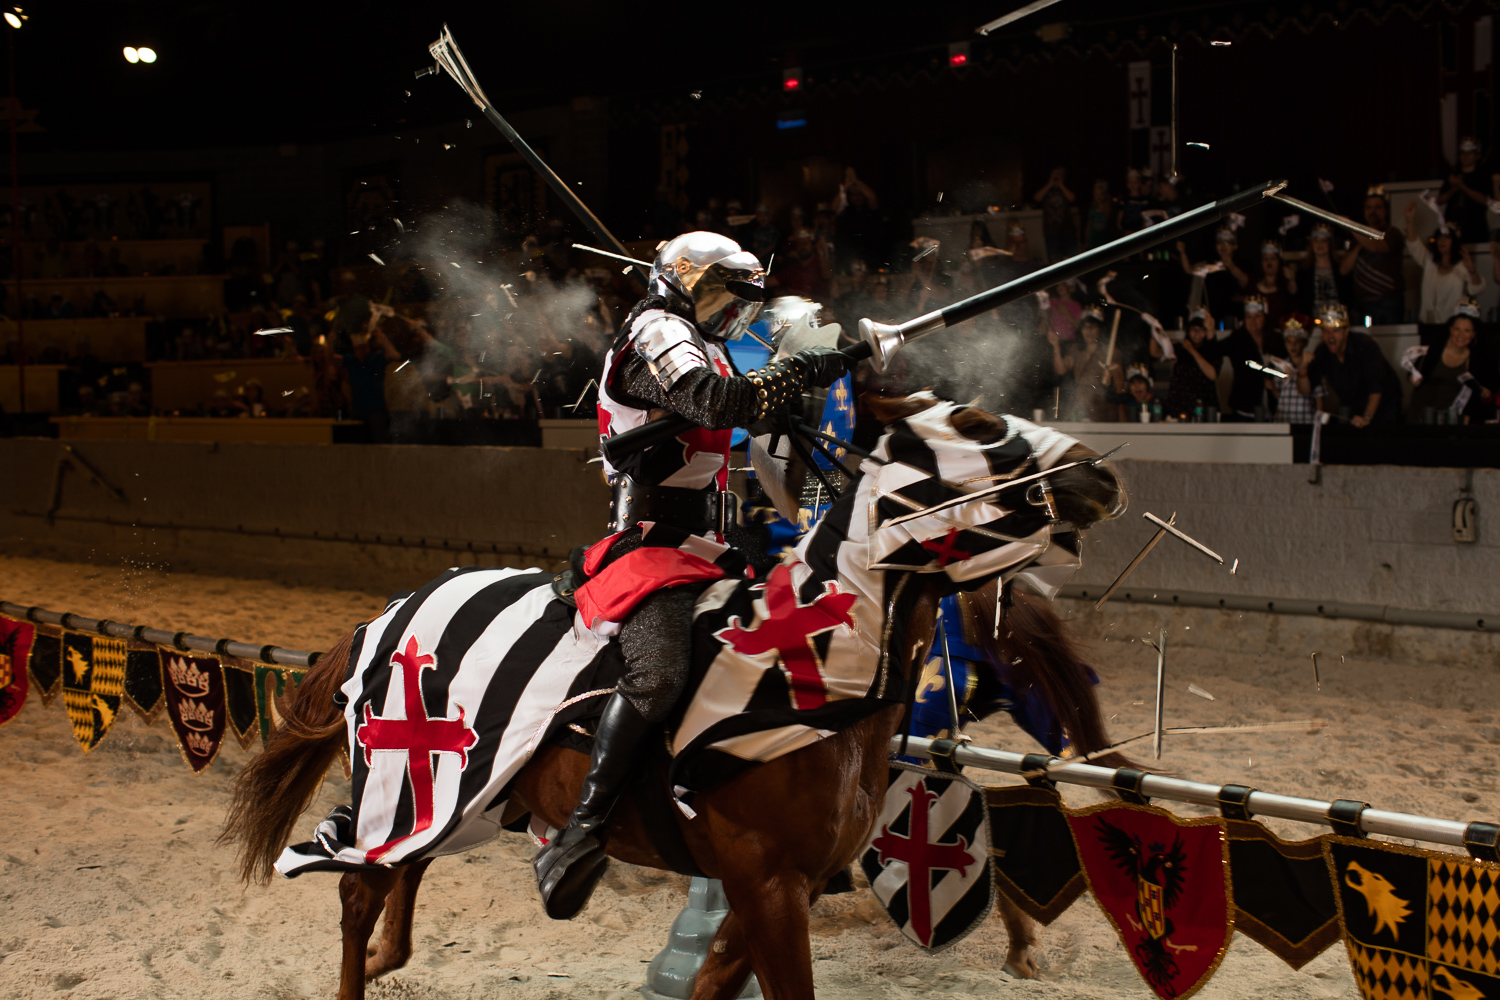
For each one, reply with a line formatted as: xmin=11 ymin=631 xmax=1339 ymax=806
xmin=13 ymin=138 xmax=1500 ymax=436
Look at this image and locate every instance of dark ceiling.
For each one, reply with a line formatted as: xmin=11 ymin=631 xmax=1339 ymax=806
xmin=15 ymin=0 xmax=1300 ymax=151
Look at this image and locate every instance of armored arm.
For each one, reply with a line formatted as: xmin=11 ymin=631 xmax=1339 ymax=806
xmin=624 ymin=313 xmax=850 ymax=430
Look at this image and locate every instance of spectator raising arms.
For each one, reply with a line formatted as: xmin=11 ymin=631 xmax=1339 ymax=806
xmin=1341 ymin=188 xmax=1406 ymax=325
xmin=1226 ymin=240 xmax=1297 ymax=329
xmin=1164 ymin=311 xmax=1223 ymax=418
xmin=1034 ymin=167 xmax=1078 ymax=261
xmin=1401 ymin=302 xmax=1496 ymax=423
xmin=1048 ymin=305 xmax=1123 ymax=421
xmin=1300 ymin=304 xmax=1402 ymax=426
xmin=1297 ymin=224 xmax=1353 ymax=316
xmin=1405 ymin=201 xmax=1486 ymax=323
xmin=1438 ymin=137 xmax=1492 ymax=247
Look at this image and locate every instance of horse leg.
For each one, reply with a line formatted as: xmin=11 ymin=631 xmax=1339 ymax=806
xmin=717 ymin=874 xmax=816 ymax=1000
xmin=691 ymin=908 xmax=755 ymax=1000
xmin=364 ymin=858 xmax=434 ymax=980
xmin=997 ymin=894 xmax=1039 ymax=979
xmin=337 ymin=868 xmax=400 ymax=1000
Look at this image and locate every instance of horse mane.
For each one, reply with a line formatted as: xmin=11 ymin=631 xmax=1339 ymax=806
xmin=964 ymin=582 xmax=1134 ymax=769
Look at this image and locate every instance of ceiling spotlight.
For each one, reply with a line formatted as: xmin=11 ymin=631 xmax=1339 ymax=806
xmin=3 ymin=12 xmax=19 ymax=28
xmin=137 ymin=47 xmax=157 ymax=63
xmin=123 ymin=46 xmax=139 ymax=63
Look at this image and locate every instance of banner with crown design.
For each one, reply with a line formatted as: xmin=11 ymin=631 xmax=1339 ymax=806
xmin=159 ymin=650 xmax=228 ymax=773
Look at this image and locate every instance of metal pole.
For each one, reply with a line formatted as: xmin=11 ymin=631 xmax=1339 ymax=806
xmin=8 ymin=23 xmax=22 ymax=415
xmin=0 ymin=599 xmax=319 ymax=668
xmin=893 ymin=734 xmax=1476 ymax=849
xmin=1170 ymin=44 xmax=1178 ymax=181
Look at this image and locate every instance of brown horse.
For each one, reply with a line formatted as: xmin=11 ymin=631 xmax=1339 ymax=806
xmin=220 ymin=398 xmax=1125 ymax=1000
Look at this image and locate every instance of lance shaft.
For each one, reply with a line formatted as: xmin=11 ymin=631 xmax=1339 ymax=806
xmin=428 ymin=27 xmax=647 ymax=285
xmin=859 ymin=178 xmax=1287 ymax=371
xmin=601 ymin=179 xmax=1286 ymax=464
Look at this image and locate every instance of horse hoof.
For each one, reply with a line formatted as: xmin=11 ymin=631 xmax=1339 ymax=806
xmin=1003 ymin=958 xmax=1038 ymax=980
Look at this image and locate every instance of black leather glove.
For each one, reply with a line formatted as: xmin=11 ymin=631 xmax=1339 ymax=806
xmin=746 ymin=348 xmax=851 ymax=421
xmin=792 ymin=346 xmax=852 ymax=388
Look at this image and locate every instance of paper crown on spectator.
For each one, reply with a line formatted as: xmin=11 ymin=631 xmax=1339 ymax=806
xmin=1280 ymin=316 xmax=1311 ymax=340
xmin=1317 ymin=304 xmax=1350 ymax=328
xmin=1365 ymin=184 xmax=1387 ymax=198
xmin=1126 ymin=363 xmax=1151 ymax=381
xmin=1215 ymin=225 xmax=1238 ymax=244
xmin=1460 ymin=136 xmax=1481 ymax=152
xmin=1242 ymin=295 xmax=1267 ymax=314
xmin=1456 ymin=298 xmax=1482 ymax=318
xmin=1308 ymin=223 xmax=1334 ymax=239
xmin=1260 ymin=239 xmax=1282 ymax=256
xmin=1007 ymin=221 xmax=1027 ymax=237
xmin=1080 ymin=305 xmax=1106 ymax=324
xmin=1187 ymin=307 xmax=1209 ymax=325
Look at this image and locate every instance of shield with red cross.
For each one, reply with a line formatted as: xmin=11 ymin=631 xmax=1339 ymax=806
xmin=859 ymin=763 xmax=994 ymax=952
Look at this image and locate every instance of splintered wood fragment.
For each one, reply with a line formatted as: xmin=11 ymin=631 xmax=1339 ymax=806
xmin=1143 ymin=511 xmax=1224 ymax=564
xmin=1188 ymin=683 xmax=1214 ymax=701
xmin=1154 ymin=627 xmax=1167 ymax=760
xmin=1094 ymin=513 xmax=1177 ymax=609
xmin=1311 ymin=651 xmax=1321 ymax=691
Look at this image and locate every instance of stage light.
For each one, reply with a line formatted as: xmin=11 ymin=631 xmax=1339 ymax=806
xmin=137 ymin=47 xmax=157 ymax=63
xmin=3 ymin=12 xmax=19 ymax=28
xmin=782 ymin=67 xmax=802 ymax=92
xmin=948 ymin=42 xmax=970 ymax=68
xmin=123 ymin=46 xmax=139 ymax=63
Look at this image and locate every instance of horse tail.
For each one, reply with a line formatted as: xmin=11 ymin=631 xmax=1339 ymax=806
xmin=970 ymin=584 xmax=1136 ymax=769
xmin=219 ymin=630 xmax=354 ymax=885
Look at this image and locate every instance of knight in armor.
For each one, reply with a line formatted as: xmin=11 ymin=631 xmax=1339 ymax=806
xmin=533 ymin=232 xmax=851 ymax=918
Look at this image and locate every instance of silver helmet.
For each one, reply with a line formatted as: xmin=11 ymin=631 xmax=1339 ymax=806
xmin=651 ymin=231 xmax=766 ymax=341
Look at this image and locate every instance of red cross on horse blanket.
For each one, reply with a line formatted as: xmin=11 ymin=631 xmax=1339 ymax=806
xmin=275 ymin=556 xmax=896 ymax=876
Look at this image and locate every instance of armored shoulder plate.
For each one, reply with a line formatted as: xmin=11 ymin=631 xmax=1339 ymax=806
xmin=633 ymin=310 xmax=712 ymax=391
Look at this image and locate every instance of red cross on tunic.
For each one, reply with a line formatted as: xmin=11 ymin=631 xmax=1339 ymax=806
xmin=714 ymin=564 xmax=858 ymax=710
xmin=355 ymin=635 xmax=478 ymax=864
xmin=870 ymin=778 xmax=976 ymax=947
xmin=921 ymin=528 xmax=971 ymax=567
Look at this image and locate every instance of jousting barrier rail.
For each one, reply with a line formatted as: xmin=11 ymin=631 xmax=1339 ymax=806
xmin=895 ymin=735 xmax=1500 ymax=858
xmin=0 ymin=600 xmax=319 ymax=669
xmin=8 ymin=598 xmax=1492 ymax=856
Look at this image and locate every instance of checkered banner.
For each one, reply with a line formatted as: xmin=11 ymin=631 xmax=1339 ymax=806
xmin=1328 ymin=836 xmax=1500 ymax=1000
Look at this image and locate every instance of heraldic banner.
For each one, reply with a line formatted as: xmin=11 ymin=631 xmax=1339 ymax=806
xmin=860 ymin=763 xmax=994 ymax=952
xmin=1068 ymin=802 xmax=1233 ymax=1000
xmin=0 ymin=615 xmax=34 ymax=726
xmin=1328 ymin=835 xmax=1500 ymax=1000
xmin=61 ymin=632 xmax=127 ymax=752
xmin=160 ymin=650 xmax=227 ymax=773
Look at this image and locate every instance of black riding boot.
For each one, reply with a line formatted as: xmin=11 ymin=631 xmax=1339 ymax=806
xmin=533 ymin=692 xmax=652 ymax=919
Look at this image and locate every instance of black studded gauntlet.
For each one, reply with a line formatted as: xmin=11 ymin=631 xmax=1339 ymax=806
xmin=746 ymin=348 xmax=851 ymax=420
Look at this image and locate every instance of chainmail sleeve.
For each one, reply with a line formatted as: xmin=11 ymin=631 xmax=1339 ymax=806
xmin=615 ymin=352 xmax=762 ymax=430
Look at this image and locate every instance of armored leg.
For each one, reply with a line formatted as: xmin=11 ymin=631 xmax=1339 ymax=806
xmin=533 ymin=585 xmax=698 ymax=919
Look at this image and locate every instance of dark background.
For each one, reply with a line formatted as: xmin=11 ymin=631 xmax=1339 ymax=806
xmin=10 ymin=0 xmax=1494 ymax=251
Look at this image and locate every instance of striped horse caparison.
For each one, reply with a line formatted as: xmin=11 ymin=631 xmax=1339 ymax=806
xmin=219 ymin=393 xmax=1126 ymax=1000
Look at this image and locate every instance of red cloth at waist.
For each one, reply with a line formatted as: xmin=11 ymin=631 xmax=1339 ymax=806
xmin=574 ymin=546 xmax=727 ymax=634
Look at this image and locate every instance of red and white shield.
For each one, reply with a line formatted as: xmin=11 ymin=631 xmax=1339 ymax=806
xmin=859 ymin=763 xmax=994 ymax=952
